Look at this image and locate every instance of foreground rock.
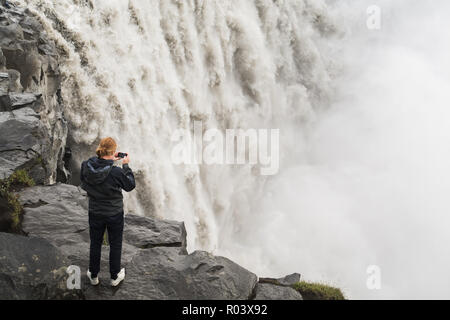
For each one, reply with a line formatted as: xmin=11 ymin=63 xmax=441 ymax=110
xmin=17 ymin=183 xmax=187 ymax=268
xmin=10 ymin=183 xmax=303 ymax=300
xmin=15 ymin=183 xmax=263 ymax=300
xmin=253 ymin=273 xmax=303 ymax=300
xmin=259 ymin=272 xmax=301 ymax=286
xmin=0 ymin=232 xmax=83 ymax=299
xmin=86 ymin=247 xmax=258 ymax=300
xmin=253 ymin=283 xmax=302 ymax=300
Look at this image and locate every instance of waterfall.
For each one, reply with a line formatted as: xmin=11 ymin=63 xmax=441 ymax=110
xmin=20 ymin=0 xmax=335 ymax=257
xmin=17 ymin=0 xmax=450 ymax=298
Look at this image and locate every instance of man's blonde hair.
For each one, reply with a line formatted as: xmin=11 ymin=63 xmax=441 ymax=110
xmin=96 ymin=137 xmax=117 ymax=158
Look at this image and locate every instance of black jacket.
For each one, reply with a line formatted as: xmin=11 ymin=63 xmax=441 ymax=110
xmin=80 ymin=156 xmax=136 ymax=216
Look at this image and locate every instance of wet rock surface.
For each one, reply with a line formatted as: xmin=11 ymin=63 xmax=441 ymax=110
xmin=0 ymin=232 xmax=83 ymax=299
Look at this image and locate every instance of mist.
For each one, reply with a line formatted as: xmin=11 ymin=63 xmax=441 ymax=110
xmin=218 ymin=0 xmax=450 ymax=299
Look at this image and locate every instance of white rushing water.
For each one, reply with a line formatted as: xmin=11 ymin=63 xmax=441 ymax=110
xmin=19 ymin=0 xmax=450 ymax=298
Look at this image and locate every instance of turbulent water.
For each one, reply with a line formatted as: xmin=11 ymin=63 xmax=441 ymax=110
xmin=19 ymin=0 xmax=450 ymax=299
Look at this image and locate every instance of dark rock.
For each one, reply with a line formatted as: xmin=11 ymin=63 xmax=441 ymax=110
xmin=277 ymin=273 xmax=301 ymax=286
xmin=0 ymin=107 xmax=46 ymax=182
xmin=12 ymin=182 xmax=301 ymax=300
xmin=9 ymin=92 xmax=40 ymax=110
xmin=105 ymin=247 xmax=258 ymax=300
xmin=254 ymin=273 xmax=303 ymax=300
xmin=0 ymin=92 xmax=41 ymax=112
xmin=0 ymin=192 xmax=13 ymax=232
xmin=0 ymin=5 xmax=68 ymax=184
xmin=17 ymin=183 xmax=188 ymax=268
xmin=259 ymin=272 xmax=301 ymax=287
xmin=253 ymin=283 xmax=303 ymax=300
xmin=18 ymin=183 xmax=134 ymax=268
xmin=15 ymin=184 xmax=259 ymax=300
xmin=124 ymin=214 xmax=187 ymax=254
xmin=0 ymin=95 xmax=10 ymax=110
xmin=0 ymin=232 xmax=84 ymax=299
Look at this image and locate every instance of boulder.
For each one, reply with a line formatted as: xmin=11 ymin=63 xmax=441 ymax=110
xmin=0 ymin=91 xmax=41 ymax=112
xmin=259 ymin=272 xmax=301 ymax=286
xmin=0 ymin=107 xmax=46 ymax=183
xmin=17 ymin=183 xmax=188 ymax=269
xmin=253 ymin=283 xmax=303 ymax=300
xmin=124 ymin=214 xmax=187 ymax=254
xmin=99 ymin=247 xmax=258 ymax=300
xmin=9 ymin=92 xmax=41 ymax=110
xmin=0 ymin=232 xmax=83 ymax=299
xmin=253 ymin=273 xmax=303 ymax=300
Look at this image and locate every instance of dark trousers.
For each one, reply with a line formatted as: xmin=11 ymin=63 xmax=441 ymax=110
xmin=88 ymin=211 xmax=124 ymax=280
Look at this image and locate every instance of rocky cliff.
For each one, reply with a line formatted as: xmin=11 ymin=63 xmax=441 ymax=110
xmin=1 ymin=182 xmax=303 ymax=300
xmin=0 ymin=2 xmax=304 ymax=300
xmin=0 ymin=2 xmax=69 ymax=185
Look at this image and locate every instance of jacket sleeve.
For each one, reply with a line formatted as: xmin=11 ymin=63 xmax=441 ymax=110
xmin=113 ymin=164 xmax=136 ymax=192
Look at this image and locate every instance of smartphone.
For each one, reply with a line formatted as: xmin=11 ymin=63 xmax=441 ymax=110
xmin=117 ymin=152 xmax=128 ymax=158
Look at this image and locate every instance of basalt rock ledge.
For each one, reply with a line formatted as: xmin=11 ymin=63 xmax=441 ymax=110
xmin=0 ymin=183 xmax=303 ymax=300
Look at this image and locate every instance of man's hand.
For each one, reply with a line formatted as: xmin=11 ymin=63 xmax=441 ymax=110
xmin=122 ymin=154 xmax=130 ymax=165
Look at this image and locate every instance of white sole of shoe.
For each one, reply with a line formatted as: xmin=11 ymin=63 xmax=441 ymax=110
xmin=87 ymin=270 xmax=100 ymax=286
xmin=111 ymin=268 xmax=125 ymax=287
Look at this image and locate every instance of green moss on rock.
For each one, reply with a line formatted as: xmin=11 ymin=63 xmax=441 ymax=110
xmin=293 ymin=281 xmax=345 ymax=300
xmin=0 ymin=169 xmax=35 ymax=233
xmin=6 ymin=169 xmax=36 ymax=190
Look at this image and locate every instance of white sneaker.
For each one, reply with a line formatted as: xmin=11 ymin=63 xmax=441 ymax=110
xmin=87 ymin=269 xmax=99 ymax=286
xmin=111 ymin=268 xmax=125 ymax=287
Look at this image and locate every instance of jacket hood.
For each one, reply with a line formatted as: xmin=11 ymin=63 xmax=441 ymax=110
xmin=81 ymin=157 xmax=114 ymax=185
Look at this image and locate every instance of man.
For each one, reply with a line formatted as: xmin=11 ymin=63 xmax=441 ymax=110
xmin=80 ymin=137 xmax=135 ymax=287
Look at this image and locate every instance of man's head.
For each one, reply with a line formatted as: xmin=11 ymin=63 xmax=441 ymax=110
xmin=96 ymin=137 xmax=117 ymax=159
